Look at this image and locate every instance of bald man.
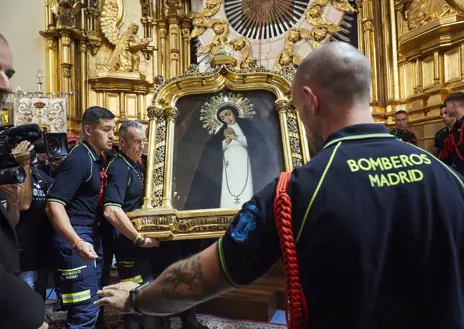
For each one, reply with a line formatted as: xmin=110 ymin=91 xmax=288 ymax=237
xmin=96 ymin=42 xmax=464 ymax=329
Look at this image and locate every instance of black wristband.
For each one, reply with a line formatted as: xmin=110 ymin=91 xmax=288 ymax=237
xmin=128 ymin=281 xmax=150 ymax=314
xmin=135 ymin=236 xmax=146 ymax=247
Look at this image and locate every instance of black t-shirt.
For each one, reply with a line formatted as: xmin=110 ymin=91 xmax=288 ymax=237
xmin=103 ymin=153 xmax=144 ymax=213
xmin=389 ymin=128 xmax=418 ymax=145
xmin=48 ymin=141 xmax=105 ymax=226
xmin=450 ymin=117 xmax=464 ymax=176
xmin=219 ymin=123 xmax=464 ymax=329
xmin=434 ymin=126 xmax=452 ymax=165
xmin=16 ymin=168 xmax=54 ymax=271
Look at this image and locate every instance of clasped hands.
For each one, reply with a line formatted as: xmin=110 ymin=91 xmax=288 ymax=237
xmin=224 ymin=127 xmax=237 ymax=143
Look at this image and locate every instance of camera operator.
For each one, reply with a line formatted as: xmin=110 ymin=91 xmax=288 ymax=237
xmin=0 ymin=32 xmax=48 ymax=329
xmin=16 ymin=150 xmax=54 ymax=297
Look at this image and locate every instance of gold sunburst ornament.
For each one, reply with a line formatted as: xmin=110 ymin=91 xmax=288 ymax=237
xmin=200 ymin=92 xmax=256 ymax=135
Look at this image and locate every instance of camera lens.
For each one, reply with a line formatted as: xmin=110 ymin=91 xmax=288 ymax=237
xmin=0 ymin=166 xmax=26 ymax=185
xmin=47 ymin=135 xmax=61 ymax=156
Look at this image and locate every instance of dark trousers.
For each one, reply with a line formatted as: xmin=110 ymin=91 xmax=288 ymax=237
xmin=101 ymin=222 xmax=162 ymax=329
xmin=54 ymin=226 xmax=103 ymax=329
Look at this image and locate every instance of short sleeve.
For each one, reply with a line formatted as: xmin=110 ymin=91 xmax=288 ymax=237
xmin=47 ymin=153 xmax=90 ymax=206
xmin=103 ymin=158 xmax=129 ymax=208
xmin=218 ymin=179 xmax=281 ymax=286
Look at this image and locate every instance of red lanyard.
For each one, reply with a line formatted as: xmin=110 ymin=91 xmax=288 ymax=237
xmin=450 ymin=121 xmax=464 ymax=161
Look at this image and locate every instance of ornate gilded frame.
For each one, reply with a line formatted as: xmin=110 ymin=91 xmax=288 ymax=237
xmin=127 ymin=56 xmax=310 ymax=240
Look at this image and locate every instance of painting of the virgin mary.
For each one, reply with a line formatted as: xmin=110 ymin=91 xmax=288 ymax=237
xmin=184 ymin=105 xmax=272 ymax=210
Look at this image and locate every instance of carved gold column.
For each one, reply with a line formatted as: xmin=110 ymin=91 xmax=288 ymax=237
xmin=59 ymin=32 xmax=73 ymax=123
xmin=381 ymin=0 xmax=400 ymax=112
xmin=143 ymin=107 xmax=161 ymax=209
xmin=414 ymin=58 xmax=422 ymax=93
xmin=181 ymin=19 xmax=191 ymax=74
xmin=158 ymin=21 xmax=168 ymax=77
xmin=461 ymin=44 xmax=464 ymax=81
xmin=161 ymin=107 xmax=177 ymax=208
xmin=358 ymin=0 xmax=383 ymax=119
xmin=168 ymin=17 xmax=181 ymax=78
xmin=433 ymin=51 xmax=441 ymax=86
xmin=389 ymin=0 xmax=400 ymax=101
xmin=45 ymin=38 xmax=58 ymax=92
xmin=276 ymin=100 xmax=293 ymax=172
xmin=78 ymin=40 xmax=87 ymax=117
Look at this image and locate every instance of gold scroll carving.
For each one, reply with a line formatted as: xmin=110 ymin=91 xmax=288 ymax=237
xmin=274 ymin=0 xmax=355 ymax=74
xmin=188 ymin=0 xmax=257 ymax=69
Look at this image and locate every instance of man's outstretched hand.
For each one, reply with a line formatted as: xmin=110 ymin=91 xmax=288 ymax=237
xmin=94 ymin=282 xmax=140 ymax=313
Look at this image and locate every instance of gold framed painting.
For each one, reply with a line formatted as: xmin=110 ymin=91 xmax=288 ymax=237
xmin=128 ymin=56 xmax=310 ymax=240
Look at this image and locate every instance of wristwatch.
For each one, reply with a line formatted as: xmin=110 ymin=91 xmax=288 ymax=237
xmin=128 ymin=281 xmax=150 ymax=314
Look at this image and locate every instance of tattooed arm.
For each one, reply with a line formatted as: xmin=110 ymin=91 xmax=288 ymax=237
xmin=137 ymin=242 xmax=233 ymax=315
xmin=95 ymin=242 xmax=234 ymax=316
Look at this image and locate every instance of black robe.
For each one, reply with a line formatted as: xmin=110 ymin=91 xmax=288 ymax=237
xmin=184 ymin=118 xmax=274 ymax=210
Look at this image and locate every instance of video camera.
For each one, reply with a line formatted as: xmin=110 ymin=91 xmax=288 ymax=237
xmin=0 ymin=124 xmax=68 ymax=185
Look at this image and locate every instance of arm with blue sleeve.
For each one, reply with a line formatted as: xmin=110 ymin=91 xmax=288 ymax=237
xmin=128 ymin=181 xmax=281 ymax=315
xmin=45 ymin=154 xmax=88 ymax=246
xmin=103 ymin=159 xmax=140 ymax=242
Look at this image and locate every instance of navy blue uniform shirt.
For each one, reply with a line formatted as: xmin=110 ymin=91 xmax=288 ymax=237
xmin=434 ymin=126 xmax=452 ymax=165
xmin=450 ymin=116 xmax=464 ymax=175
xmin=389 ymin=128 xmax=418 ymax=145
xmin=219 ymin=123 xmax=464 ymax=329
xmin=48 ymin=141 xmax=105 ymax=227
xmin=103 ymin=152 xmax=144 ymax=213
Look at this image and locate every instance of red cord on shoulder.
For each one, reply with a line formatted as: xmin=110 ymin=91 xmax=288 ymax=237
xmin=98 ymin=153 xmax=108 ymax=207
xmin=274 ymin=172 xmax=308 ymax=329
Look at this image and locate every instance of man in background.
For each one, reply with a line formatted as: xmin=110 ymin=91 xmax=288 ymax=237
xmin=67 ymin=132 xmax=79 ymax=151
xmin=389 ymin=110 xmax=419 ymax=145
xmin=434 ymin=103 xmax=456 ymax=165
xmin=444 ymin=92 xmax=464 ymax=176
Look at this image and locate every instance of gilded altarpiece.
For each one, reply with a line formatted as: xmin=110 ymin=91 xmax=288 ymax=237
xmin=357 ymin=0 xmax=464 ymax=150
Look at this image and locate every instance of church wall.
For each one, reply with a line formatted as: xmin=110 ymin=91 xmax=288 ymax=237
xmin=0 ymin=0 xmax=46 ymax=93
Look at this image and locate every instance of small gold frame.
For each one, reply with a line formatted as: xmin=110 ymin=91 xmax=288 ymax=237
xmin=128 ymin=57 xmax=310 ymax=240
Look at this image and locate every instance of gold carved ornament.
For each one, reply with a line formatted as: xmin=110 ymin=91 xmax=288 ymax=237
xmin=100 ymin=0 xmax=150 ymax=73
xmin=275 ymin=0 xmax=355 ymax=73
xmin=403 ymin=0 xmax=464 ymax=30
xmin=163 ymin=0 xmax=183 ymax=16
xmin=188 ymin=0 xmax=257 ymax=69
xmin=47 ymin=0 xmax=83 ymax=28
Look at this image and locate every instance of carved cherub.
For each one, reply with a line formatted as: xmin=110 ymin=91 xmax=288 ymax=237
xmin=230 ymin=37 xmax=257 ymax=69
xmin=307 ymin=24 xmax=342 ymax=48
xmin=274 ymin=28 xmax=307 ymax=71
xmin=163 ymin=0 xmax=182 ymax=16
xmin=274 ymin=25 xmax=341 ymax=71
xmin=196 ymin=20 xmax=229 ymax=55
xmin=307 ymin=0 xmax=356 ymax=26
xmin=47 ymin=0 xmax=83 ymax=28
xmin=100 ymin=0 xmax=150 ymax=73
